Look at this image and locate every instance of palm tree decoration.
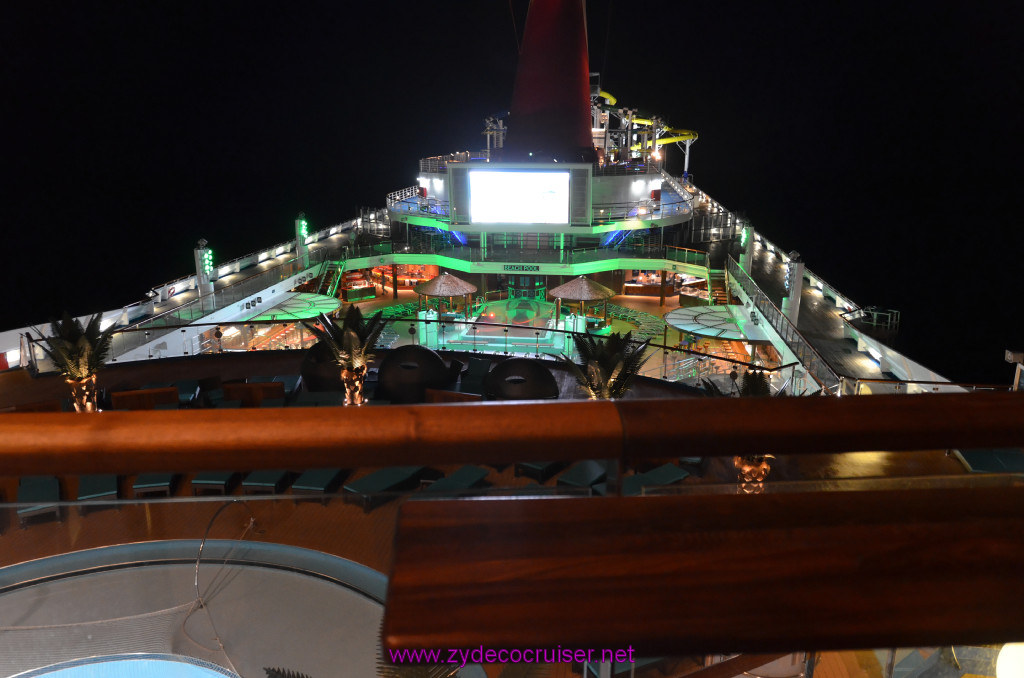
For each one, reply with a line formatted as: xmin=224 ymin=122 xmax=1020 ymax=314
xmin=559 ymin=331 xmax=653 ymax=400
xmin=33 ymin=312 xmax=115 ymax=412
xmin=737 ymin=369 xmax=774 ymax=488
xmin=264 ymin=669 xmax=312 ymax=678
xmin=740 ymin=368 xmax=772 ymax=396
xmin=304 ymin=307 xmax=385 ymax=405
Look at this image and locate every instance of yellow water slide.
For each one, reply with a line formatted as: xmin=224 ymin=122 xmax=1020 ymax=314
xmin=597 ymin=91 xmax=698 ymax=148
xmin=629 ymin=117 xmax=698 ymax=149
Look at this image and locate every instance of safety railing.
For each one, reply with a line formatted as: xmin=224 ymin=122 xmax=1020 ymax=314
xmin=727 ymin=256 xmax=842 ymax=394
xmin=417 ymin=151 xmax=487 ymax=173
xmin=348 ymin=238 xmax=709 ymax=269
xmin=568 ymin=244 xmax=707 ymax=267
xmin=592 ymin=199 xmax=692 ymax=224
xmin=656 ymin=167 xmax=698 ymax=199
xmin=841 ymin=306 xmax=902 ymax=332
xmin=103 ymin=250 xmax=331 ymax=360
xmin=592 ymin=160 xmax=661 ymax=176
xmin=388 ymin=196 xmax=451 ymax=218
xmin=850 ymin=378 xmax=1012 ymax=395
xmin=386 ymin=185 xmax=420 ymax=206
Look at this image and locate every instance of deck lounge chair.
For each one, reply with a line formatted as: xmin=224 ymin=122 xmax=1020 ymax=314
xmin=514 ymin=461 xmax=568 ymax=483
xmin=17 ymin=476 xmax=61 ymax=527
xmin=132 ymin=473 xmax=178 ymax=497
xmin=457 ymin=357 xmax=491 ymax=395
xmin=678 ymin=456 xmax=709 ymax=476
xmin=343 ymin=466 xmax=439 ymax=511
xmin=242 ymin=470 xmax=292 ymax=494
xmin=621 ymin=463 xmax=689 ymax=496
xmin=556 ymin=460 xmax=607 ymax=489
xmin=76 ymin=474 xmax=119 ymax=514
xmin=957 ymin=448 xmax=1024 ymax=473
xmin=273 ymin=374 xmax=303 ymax=398
xmin=173 ymin=379 xmax=200 ymax=405
xmin=422 ymin=466 xmax=490 ymax=495
xmin=192 ymin=471 xmax=238 ymax=495
xmin=141 ymin=381 xmax=172 ymax=390
xmin=291 ymin=468 xmax=349 ymax=504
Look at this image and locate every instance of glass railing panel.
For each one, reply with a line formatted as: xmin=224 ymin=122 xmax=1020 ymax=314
xmin=729 ymin=257 xmax=840 ymax=392
xmin=1 ymin=465 xmax=1019 ymax=675
xmin=643 ymin=471 xmax=1024 ymax=497
xmin=0 ymin=462 xmax=613 ymax=572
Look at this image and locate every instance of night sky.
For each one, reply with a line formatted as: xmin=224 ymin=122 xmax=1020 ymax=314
xmin=2 ymin=1 xmax=1020 ymax=384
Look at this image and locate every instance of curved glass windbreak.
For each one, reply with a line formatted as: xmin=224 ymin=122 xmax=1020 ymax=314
xmin=0 ymin=476 xmax=595 ymax=678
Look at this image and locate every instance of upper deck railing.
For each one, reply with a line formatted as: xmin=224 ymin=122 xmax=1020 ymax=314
xmin=389 ymin=195 xmax=693 ymax=224
xmin=728 ymin=256 xmax=842 ymax=394
xmin=23 ymin=249 xmax=336 ymax=370
xmin=342 ymin=237 xmax=709 ymax=269
xmin=416 ymin=154 xmax=667 ymax=176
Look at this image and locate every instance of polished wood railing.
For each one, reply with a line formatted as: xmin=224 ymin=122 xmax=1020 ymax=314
xmin=2 ymin=392 xmax=1023 ymax=656
xmin=386 ymin=483 xmax=1024 ymax=655
xmin=1 ymin=392 xmax=1022 ymax=475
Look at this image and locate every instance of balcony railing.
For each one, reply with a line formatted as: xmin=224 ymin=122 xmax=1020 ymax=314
xmin=728 ymin=256 xmax=842 ymax=394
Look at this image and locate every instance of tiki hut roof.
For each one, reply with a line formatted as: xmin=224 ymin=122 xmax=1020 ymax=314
xmin=548 ymin=276 xmax=614 ymax=301
xmin=414 ymin=272 xmax=478 ymax=297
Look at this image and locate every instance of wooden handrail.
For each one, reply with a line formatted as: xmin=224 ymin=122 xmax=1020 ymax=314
xmin=385 ymin=484 xmax=1024 ymax=654
xmin=0 ymin=393 xmax=1021 ymax=475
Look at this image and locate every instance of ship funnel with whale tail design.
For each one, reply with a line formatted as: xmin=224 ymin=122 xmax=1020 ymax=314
xmin=503 ymin=0 xmax=597 ymax=163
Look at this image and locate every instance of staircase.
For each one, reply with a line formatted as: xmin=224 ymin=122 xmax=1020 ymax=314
xmin=317 ymin=261 xmax=346 ymax=298
xmin=709 ymin=269 xmax=731 ymax=305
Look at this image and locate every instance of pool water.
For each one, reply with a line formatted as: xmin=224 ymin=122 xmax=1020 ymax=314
xmin=471 ymin=299 xmax=555 ymax=337
xmin=14 ymin=654 xmax=239 ymax=678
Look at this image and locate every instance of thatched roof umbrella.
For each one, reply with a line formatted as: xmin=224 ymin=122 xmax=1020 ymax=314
xmin=414 ymin=272 xmax=478 ymax=315
xmin=549 ymin=275 xmax=615 ymax=323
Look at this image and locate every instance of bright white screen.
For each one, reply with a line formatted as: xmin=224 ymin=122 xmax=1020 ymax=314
xmin=469 ymin=170 xmax=570 ymax=224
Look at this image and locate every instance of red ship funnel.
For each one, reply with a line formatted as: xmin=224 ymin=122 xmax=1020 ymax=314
xmin=504 ymin=0 xmax=597 ymax=163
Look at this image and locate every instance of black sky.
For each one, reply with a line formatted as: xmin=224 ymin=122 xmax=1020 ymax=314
xmin=2 ymin=1 xmax=1020 ymax=383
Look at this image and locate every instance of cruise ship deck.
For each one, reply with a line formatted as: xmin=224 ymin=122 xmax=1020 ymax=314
xmin=2 ymin=0 xmax=1022 ymax=676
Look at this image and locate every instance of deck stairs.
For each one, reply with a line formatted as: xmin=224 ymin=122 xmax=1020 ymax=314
xmin=318 ymin=261 xmax=346 ymax=298
xmin=709 ymin=269 xmax=731 ymax=305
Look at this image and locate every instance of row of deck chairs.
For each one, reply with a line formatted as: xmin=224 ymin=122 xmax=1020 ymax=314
xmin=113 ymin=374 xmax=304 ymax=410
xmin=9 ymin=459 xmax=702 ymax=529
xmin=8 ymin=465 xmax=497 ymax=527
xmin=373 ymin=301 xmax=420 ymax=350
xmin=513 ymin=459 xmax=700 ymax=496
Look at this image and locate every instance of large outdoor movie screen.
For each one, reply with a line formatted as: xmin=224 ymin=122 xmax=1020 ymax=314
xmin=469 ymin=170 xmax=570 ymax=224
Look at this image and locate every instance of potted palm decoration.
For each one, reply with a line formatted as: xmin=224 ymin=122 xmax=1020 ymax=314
xmin=559 ymin=331 xmax=653 ymax=400
xmin=304 ymin=308 xmax=385 ymax=406
xmin=34 ymin=312 xmax=115 ymax=412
